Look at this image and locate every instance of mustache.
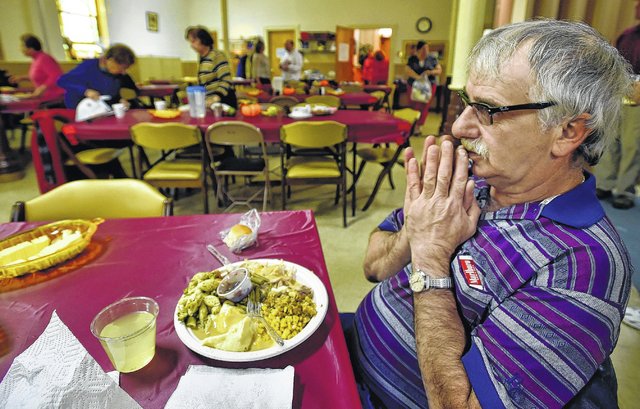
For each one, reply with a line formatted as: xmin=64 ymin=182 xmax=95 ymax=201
xmin=460 ymin=138 xmax=489 ymax=159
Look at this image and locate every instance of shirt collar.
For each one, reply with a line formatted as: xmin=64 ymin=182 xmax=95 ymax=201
xmin=477 ymin=172 xmax=604 ymax=228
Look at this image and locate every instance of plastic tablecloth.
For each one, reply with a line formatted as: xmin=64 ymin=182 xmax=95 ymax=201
xmin=66 ymin=109 xmax=409 ymax=145
xmin=138 ymin=84 xmax=179 ymax=98
xmin=0 ymin=211 xmax=361 ymax=409
xmin=254 ymin=91 xmax=376 ymax=106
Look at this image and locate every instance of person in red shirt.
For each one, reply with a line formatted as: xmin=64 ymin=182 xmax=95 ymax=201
xmin=363 ymin=51 xmax=389 ymax=85
xmin=10 ymin=34 xmax=65 ymax=101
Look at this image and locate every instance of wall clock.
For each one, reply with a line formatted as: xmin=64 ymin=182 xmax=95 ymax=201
xmin=416 ymin=17 xmax=433 ymax=34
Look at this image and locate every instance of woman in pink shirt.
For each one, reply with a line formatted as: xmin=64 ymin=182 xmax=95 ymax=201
xmin=10 ymin=34 xmax=65 ymax=100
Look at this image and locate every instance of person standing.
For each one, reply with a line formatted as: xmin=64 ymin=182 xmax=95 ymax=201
xmin=594 ymin=0 xmax=640 ymax=209
xmin=252 ymin=40 xmax=271 ymax=85
xmin=185 ymin=26 xmax=237 ymax=108
xmin=57 ymin=44 xmax=136 ymax=109
xmin=9 ymin=34 xmax=64 ymax=101
xmin=363 ymin=51 xmax=389 ymax=85
xmin=405 ymin=41 xmax=442 ymax=124
xmin=279 ymin=39 xmax=303 ymax=81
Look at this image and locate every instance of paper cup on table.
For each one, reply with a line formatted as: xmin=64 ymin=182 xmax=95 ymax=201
xmin=90 ymin=296 xmax=159 ymax=373
xmin=112 ymin=103 xmax=126 ymax=119
xmin=154 ymin=100 xmax=167 ymax=111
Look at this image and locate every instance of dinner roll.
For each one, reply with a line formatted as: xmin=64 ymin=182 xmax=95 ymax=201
xmin=223 ymin=224 xmax=253 ymax=248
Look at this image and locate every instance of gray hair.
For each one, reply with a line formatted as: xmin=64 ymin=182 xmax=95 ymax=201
xmin=467 ymin=19 xmax=633 ymax=166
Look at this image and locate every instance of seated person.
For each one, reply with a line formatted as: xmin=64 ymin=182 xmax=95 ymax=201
xmin=346 ymin=20 xmax=632 ymax=409
xmin=57 ymin=44 xmax=136 ymax=108
xmin=9 ymin=34 xmax=65 ymax=101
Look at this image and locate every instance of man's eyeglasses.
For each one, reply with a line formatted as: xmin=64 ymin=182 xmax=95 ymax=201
xmin=457 ymin=89 xmax=556 ymax=125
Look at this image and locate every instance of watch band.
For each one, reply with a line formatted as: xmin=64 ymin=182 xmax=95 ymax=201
xmin=410 ymin=268 xmax=453 ymax=292
xmin=426 ymin=275 xmax=453 ymax=289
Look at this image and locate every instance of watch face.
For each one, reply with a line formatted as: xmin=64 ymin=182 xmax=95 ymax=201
xmin=409 ymin=271 xmax=424 ymax=292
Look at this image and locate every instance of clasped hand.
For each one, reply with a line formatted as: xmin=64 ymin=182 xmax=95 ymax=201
xmin=404 ymin=136 xmax=481 ymax=272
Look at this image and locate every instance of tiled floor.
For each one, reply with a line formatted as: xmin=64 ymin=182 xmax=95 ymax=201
xmin=1 ymin=113 xmax=638 ymax=406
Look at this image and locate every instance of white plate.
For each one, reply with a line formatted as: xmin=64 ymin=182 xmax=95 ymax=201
xmin=288 ymin=112 xmax=312 ymax=119
xmin=174 ymin=259 xmax=329 ymax=362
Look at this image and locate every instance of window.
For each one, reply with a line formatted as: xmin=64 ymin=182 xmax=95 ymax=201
xmin=56 ymin=0 xmax=105 ymax=59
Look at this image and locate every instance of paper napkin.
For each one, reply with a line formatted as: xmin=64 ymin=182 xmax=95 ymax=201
xmin=0 ymin=311 xmax=141 ymax=409
xmin=165 ymin=365 xmax=295 ymax=409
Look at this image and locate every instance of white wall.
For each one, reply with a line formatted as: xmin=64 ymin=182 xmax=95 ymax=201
xmin=106 ymin=0 xmax=207 ymax=60
xmin=1 ymin=0 xmax=451 ymax=64
xmin=225 ymin=0 xmax=453 ymax=64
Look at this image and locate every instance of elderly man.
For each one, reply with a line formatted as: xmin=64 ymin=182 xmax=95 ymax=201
xmin=279 ymin=39 xmax=303 ymax=81
xmin=347 ymin=20 xmax=633 ymax=409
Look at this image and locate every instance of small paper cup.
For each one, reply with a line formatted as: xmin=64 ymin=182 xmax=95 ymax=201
xmin=90 ymin=296 xmax=159 ymax=373
xmin=112 ymin=103 xmax=126 ymax=119
xmin=217 ymin=268 xmax=252 ymax=302
xmin=154 ymin=100 xmax=167 ymax=111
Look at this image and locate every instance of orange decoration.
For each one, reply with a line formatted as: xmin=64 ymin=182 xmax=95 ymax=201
xmin=241 ymin=103 xmax=262 ymax=117
xmin=283 ymin=87 xmax=295 ymax=95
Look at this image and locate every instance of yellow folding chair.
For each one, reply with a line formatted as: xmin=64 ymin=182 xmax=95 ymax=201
xmin=204 ymin=122 xmax=270 ymax=212
xmin=280 ymin=121 xmax=348 ymax=227
xmin=11 ymin=179 xmax=172 ymax=221
xmin=352 ymin=108 xmax=421 ymax=211
xmin=305 ymin=95 xmax=341 ymax=108
xmin=130 ymin=122 xmax=209 ymax=213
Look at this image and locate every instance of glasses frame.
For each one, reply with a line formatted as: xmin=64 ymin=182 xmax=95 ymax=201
xmin=457 ymin=89 xmax=556 ymax=125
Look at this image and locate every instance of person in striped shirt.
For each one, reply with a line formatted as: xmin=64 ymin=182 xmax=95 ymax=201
xmin=185 ymin=26 xmax=237 ymax=109
xmin=347 ymin=20 xmax=634 ymax=409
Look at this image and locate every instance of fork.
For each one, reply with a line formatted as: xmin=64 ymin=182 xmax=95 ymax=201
xmin=246 ymin=289 xmax=284 ymax=346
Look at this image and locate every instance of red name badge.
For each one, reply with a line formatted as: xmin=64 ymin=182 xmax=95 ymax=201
xmin=459 ymin=255 xmax=484 ymax=290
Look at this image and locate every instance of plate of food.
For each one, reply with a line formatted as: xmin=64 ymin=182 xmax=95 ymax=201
xmin=288 ymin=111 xmax=312 ymax=119
xmin=148 ymin=109 xmax=182 ymax=119
xmin=174 ymin=259 xmax=328 ymax=362
xmin=310 ymin=104 xmax=337 ymax=116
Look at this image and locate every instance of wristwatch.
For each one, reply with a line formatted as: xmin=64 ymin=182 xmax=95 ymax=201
xmin=409 ymin=268 xmax=453 ymax=292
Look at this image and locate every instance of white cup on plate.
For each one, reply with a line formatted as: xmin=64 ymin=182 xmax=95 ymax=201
xmin=154 ymin=100 xmax=167 ymax=111
xmin=112 ymin=103 xmax=126 ymax=119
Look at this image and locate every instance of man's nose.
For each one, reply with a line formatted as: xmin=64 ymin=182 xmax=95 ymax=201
xmin=451 ymin=106 xmax=480 ymax=140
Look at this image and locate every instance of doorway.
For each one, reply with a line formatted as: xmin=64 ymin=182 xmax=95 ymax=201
xmin=351 ymin=26 xmax=394 ymax=84
xmin=267 ymin=29 xmax=296 ymax=78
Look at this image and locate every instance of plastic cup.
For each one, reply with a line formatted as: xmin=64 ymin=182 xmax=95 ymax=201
xmin=112 ymin=103 xmax=126 ymax=119
xmin=90 ymin=296 xmax=159 ymax=373
xmin=154 ymin=100 xmax=167 ymax=111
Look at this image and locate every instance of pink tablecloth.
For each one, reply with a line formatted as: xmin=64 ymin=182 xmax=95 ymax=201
xmin=0 ymin=96 xmax=63 ymax=114
xmin=254 ymin=91 xmax=376 ymax=106
xmin=138 ymin=84 xmax=179 ymax=98
xmin=66 ymin=109 xmax=409 ymax=144
xmin=0 ymin=211 xmax=361 ymax=409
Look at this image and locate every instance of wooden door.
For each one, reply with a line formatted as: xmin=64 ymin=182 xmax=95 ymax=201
xmin=335 ymin=26 xmax=354 ymax=82
xmin=268 ymin=29 xmax=295 ymax=77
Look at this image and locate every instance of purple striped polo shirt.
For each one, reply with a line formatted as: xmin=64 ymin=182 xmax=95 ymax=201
xmin=351 ymin=173 xmax=632 ymax=409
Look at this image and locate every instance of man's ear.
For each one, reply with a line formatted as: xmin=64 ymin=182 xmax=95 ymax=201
xmin=552 ymin=113 xmax=592 ymax=158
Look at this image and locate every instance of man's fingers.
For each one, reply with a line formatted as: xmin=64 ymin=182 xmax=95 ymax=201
xmin=421 ymin=144 xmax=440 ymax=198
xmin=450 ymin=146 xmax=470 ymax=198
xmin=463 ymin=179 xmax=476 ymax=211
xmin=432 ymin=140 xmax=454 ymax=197
xmin=407 ymin=157 xmax=422 ymax=201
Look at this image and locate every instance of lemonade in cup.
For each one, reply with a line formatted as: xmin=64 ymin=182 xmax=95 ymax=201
xmin=90 ymin=296 xmax=159 ymax=373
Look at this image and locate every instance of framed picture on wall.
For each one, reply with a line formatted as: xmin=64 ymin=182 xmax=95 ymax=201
xmin=146 ymin=12 xmax=159 ymax=32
